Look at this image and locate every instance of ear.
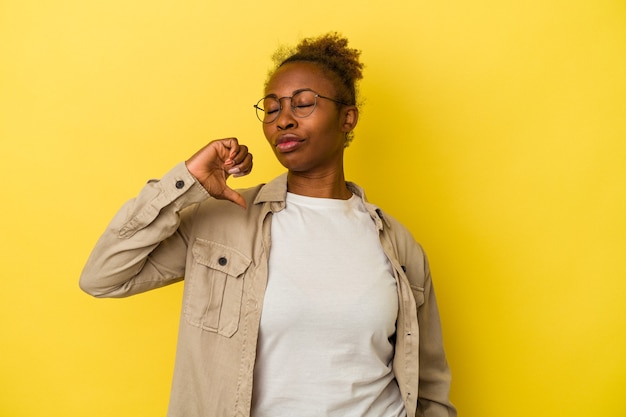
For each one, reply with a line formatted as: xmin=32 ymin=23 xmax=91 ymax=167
xmin=341 ymin=106 xmax=359 ymax=133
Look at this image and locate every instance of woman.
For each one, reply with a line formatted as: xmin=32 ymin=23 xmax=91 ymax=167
xmin=80 ymin=33 xmax=456 ymax=417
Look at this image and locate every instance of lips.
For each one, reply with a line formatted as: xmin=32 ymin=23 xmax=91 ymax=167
xmin=274 ymin=134 xmax=304 ymax=153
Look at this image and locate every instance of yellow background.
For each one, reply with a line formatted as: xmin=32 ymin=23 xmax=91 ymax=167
xmin=1 ymin=1 xmax=625 ymax=416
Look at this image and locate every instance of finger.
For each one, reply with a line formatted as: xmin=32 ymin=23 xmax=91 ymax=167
xmin=227 ymin=153 xmax=253 ymax=177
xmin=225 ymin=147 xmax=248 ymax=170
xmin=229 ymin=145 xmax=248 ymax=164
xmin=223 ymin=138 xmax=240 ymax=163
xmin=237 ymin=153 xmax=254 ymax=176
xmin=221 ymin=186 xmax=247 ymax=209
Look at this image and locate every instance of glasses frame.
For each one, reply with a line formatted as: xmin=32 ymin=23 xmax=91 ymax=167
xmin=253 ymin=89 xmax=350 ymax=124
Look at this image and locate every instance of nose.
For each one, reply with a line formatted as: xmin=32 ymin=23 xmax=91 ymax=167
xmin=275 ymin=102 xmax=297 ymax=130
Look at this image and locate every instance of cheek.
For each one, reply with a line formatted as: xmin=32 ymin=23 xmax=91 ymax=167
xmin=316 ymin=114 xmax=343 ymax=137
xmin=262 ymin=124 xmax=272 ymax=141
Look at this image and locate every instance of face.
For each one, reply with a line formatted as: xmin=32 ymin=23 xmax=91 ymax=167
xmin=262 ymin=61 xmax=358 ymax=175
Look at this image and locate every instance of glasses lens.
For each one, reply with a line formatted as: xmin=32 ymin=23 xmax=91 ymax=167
xmin=291 ymin=91 xmax=317 ymax=118
xmin=255 ymin=97 xmax=280 ymax=123
xmin=254 ymin=91 xmax=318 ymax=123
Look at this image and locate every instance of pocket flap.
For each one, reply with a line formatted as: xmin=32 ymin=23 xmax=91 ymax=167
xmin=192 ymin=238 xmax=251 ymax=277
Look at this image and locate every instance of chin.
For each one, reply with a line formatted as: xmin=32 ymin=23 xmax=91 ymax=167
xmin=274 ymin=152 xmax=306 ymax=172
xmin=279 ymin=161 xmax=313 ymax=174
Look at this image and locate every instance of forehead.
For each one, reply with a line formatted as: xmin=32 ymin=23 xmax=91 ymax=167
xmin=265 ymin=61 xmax=337 ymax=96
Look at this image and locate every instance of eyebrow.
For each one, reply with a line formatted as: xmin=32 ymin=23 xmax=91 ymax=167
xmin=263 ymin=88 xmax=314 ymax=99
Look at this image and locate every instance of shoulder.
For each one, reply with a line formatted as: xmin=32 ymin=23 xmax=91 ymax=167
xmin=367 ymin=203 xmax=430 ymax=287
xmin=182 ymin=183 xmax=269 ymax=249
xmin=379 ymin=208 xmax=426 ymax=258
xmin=191 ymin=173 xmax=287 ymax=219
xmin=195 ymin=183 xmax=266 ymax=214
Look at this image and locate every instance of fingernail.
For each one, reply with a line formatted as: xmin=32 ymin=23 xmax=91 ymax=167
xmin=228 ymin=167 xmax=241 ymax=175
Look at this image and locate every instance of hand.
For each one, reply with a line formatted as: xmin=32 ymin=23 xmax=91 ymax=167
xmin=185 ymin=138 xmax=253 ymax=208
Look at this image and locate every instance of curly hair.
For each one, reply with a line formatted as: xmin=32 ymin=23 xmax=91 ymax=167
xmin=268 ymin=33 xmax=364 ymax=145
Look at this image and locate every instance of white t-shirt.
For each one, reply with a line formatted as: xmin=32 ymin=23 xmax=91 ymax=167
xmin=251 ymin=192 xmax=406 ymax=417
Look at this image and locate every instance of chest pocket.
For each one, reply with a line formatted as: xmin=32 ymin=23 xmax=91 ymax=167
xmin=184 ymin=238 xmax=251 ymax=337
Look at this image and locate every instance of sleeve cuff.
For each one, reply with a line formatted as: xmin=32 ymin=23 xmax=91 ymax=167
xmin=161 ymin=161 xmax=211 ymax=204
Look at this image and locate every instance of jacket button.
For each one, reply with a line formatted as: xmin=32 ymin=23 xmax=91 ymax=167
xmin=175 ymin=180 xmax=185 ymax=189
xmin=218 ymin=257 xmax=227 ymax=266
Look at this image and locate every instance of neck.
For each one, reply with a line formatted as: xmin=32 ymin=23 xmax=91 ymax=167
xmin=287 ymin=170 xmax=352 ymax=200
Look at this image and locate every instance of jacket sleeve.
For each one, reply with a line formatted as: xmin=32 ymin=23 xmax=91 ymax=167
xmin=79 ymin=162 xmax=209 ymax=298
xmin=398 ymin=233 xmax=456 ymax=417
xmin=415 ymin=251 xmax=457 ymax=417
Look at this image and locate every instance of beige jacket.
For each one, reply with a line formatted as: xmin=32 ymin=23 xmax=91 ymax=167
xmin=80 ymin=162 xmax=456 ymax=417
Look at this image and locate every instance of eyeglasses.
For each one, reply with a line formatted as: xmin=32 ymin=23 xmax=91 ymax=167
xmin=253 ymin=89 xmax=349 ymax=124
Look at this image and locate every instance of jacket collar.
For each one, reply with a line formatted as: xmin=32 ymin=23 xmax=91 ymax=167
xmin=253 ymin=173 xmax=391 ymax=229
xmin=253 ymin=173 xmax=289 ymax=205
